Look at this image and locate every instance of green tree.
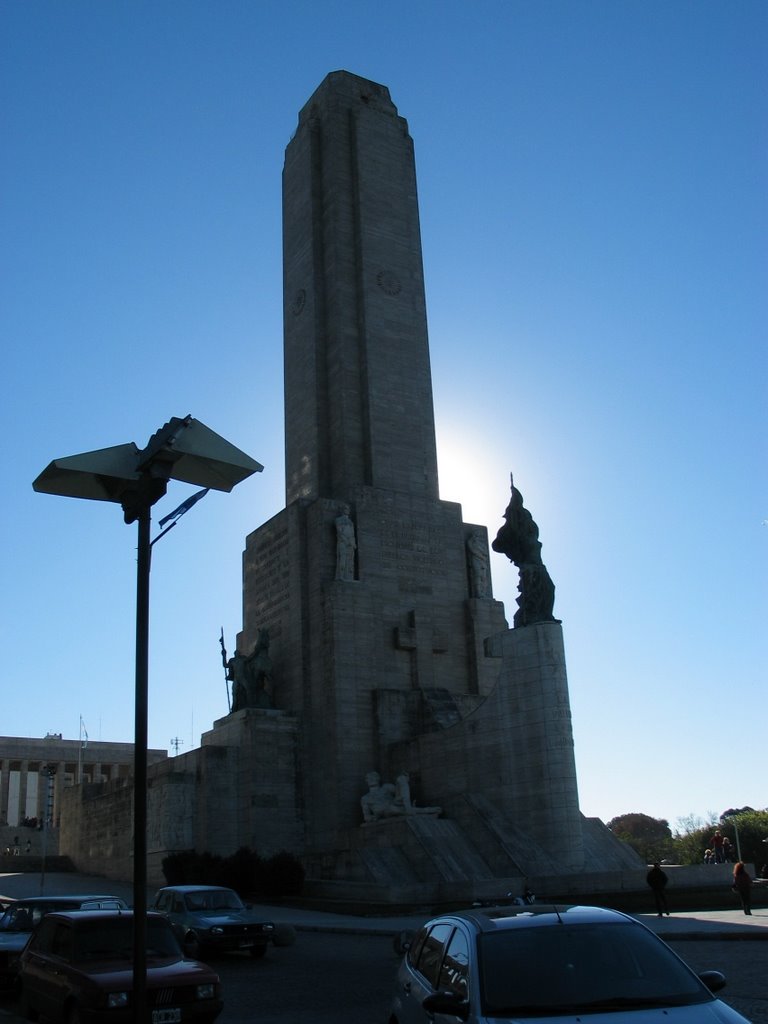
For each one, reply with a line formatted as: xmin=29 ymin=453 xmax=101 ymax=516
xmin=670 ymin=809 xmax=768 ymax=866
xmin=718 ymin=809 xmax=768 ymax=869
xmin=607 ymin=813 xmax=673 ymax=864
xmin=671 ymin=823 xmax=712 ymax=865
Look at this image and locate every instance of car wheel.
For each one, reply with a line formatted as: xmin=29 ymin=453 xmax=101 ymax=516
xmin=249 ymin=943 xmax=267 ymax=959
xmin=272 ymin=924 xmax=297 ymax=947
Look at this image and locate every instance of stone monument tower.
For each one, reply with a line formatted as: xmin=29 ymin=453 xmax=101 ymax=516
xmin=59 ymin=72 xmax=643 ymax=894
xmin=230 ymin=71 xmax=593 ymax=890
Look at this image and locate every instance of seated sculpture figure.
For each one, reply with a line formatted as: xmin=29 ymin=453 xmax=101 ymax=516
xmin=360 ymin=770 xmax=441 ymax=823
xmin=360 ymin=771 xmax=401 ymax=822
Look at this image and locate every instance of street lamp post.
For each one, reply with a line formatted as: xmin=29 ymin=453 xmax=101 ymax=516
xmin=720 ymin=813 xmax=743 ymax=863
xmin=34 ymin=416 xmax=262 ymax=1024
xmin=39 ymin=763 xmax=57 ymax=895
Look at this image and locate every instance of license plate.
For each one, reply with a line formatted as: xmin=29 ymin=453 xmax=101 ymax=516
xmin=152 ymin=1010 xmax=181 ymax=1024
xmin=238 ymin=940 xmax=254 ymax=948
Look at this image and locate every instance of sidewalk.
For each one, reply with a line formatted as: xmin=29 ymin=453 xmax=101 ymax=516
xmin=2 ymin=870 xmax=767 ymax=940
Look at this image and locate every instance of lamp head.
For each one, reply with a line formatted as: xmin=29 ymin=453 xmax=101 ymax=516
xmin=33 ymin=416 xmax=263 ymax=520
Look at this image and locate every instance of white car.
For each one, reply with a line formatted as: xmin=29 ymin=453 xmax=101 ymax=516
xmin=389 ymin=904 xmax=750 ymax=1023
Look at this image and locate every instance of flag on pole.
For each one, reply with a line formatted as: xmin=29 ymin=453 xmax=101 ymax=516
xmin=158 ymin=487 xmax=210 ymax=528
xmin=80 ymin=717 xmax=88 ymax=749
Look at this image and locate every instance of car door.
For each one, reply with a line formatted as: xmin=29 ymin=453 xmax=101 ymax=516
xmin=22 ymin=919 xmax=74 ymax=1021
xmin=432 ymin=925 xmax=472 ymax=1021
xmin=155 ymin=892 xmax=187 ymax=941
xmin=395 ymin=922 xmax=454 ymax=1023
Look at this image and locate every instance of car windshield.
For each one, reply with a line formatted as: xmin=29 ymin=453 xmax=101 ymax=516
xmin=184 ymin=890 xmax=244 ymax=912
xmin=75 ymin=919 xmax=179 ymax=961
xmin=1 ymin=903 xmax=63 ymax=931
xmin=479 ymin=921 xmax=712 ymax=1016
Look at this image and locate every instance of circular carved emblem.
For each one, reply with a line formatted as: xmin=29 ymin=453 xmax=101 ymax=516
xmin=291 ymin=289 xmax=306 ymax=316
xmin=376 ymin=270 xmax=402 ymax=296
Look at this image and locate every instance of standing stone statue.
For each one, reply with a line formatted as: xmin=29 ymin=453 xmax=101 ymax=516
xmin=492 ymin=474 xmax=557 ymax=627
xmin=466 ymin=529 xmax=491 ymax=598
xmin=335 ymin=505 xmax=356 ymax=581
xmin=246 ymin=628 xmax=273 ymax=708
xmin=227 ymin=649 xmax=250 ymax=713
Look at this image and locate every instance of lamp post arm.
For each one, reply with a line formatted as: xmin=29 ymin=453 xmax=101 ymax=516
xmin=150 ymin=520 xmax=178 ymax=548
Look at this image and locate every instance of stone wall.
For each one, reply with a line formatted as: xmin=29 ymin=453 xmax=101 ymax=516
xmin=58 ymin=708 xmax=302 ymax=888
xmin=59 ymin=778 xmax=134 ymax=882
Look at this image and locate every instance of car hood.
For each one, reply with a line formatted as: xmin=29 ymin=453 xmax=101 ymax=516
xmin=71 ymin=958 xmax=217 ymax=986
xmin=490 ymin=1000 xmax=748 ymax=1023
xmin=184 ymin=911 xmax=266 ymax=927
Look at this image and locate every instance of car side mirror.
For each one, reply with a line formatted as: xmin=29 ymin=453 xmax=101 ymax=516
xmin=392 ymin=929 xmax=414 ymax=956
xmin=699 ymin=970 xmax=726 ymax=993
xmin=422 ymin=990 xmax=470 ymax=1021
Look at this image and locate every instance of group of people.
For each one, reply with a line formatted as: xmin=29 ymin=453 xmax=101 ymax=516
xmin=704 ymin=828 xmax=733 ymax=864
xmin=2 ymin=836 xmax=32 ymax=856
xmin=646 ymin=857 xmax=755 ymax=916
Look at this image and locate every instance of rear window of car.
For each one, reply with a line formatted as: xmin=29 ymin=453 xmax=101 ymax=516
xmin=3 ymin=904 xmax=67 ymax=929
xmin=74 ymin=918 xmax=179 ymax=960
xmin=478 ymin=921 xmax=711 ymax=1015
xmin=31 ymin=918 xmax=179 ymax=962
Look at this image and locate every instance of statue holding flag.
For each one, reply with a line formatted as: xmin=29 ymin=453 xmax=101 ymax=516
xmin=220 ymin=629 xmax=274 ymax=712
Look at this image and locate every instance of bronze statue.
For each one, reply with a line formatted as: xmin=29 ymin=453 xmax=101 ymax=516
xmin=492 ymin=474 xmax=557 ymax=627
xmin=224 ymin=628 xmax=274 ymax=711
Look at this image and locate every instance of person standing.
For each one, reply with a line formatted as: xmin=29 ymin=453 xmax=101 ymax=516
xmin=709 ymin=829 xmax=725 ymax=863
xmin=646 ymin=863 xmax=670 ymax=916
xmin=732 ymin=861 xmax=752 ymax=915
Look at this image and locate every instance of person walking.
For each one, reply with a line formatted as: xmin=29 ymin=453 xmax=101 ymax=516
xmin=732 ymin=861 xmax=752 ymax=915
xmin=646 ymin=863 xmax=670 ymax=916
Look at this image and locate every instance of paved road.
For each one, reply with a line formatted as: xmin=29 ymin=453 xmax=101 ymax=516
xmin=671 ymin=939 xmax=768 ymax=1023
xmin=1 ymin=873 xmax=766 ymax=1023
xmin=209 ymin=933 xmax=768 ymax=1024
xmin=1 ymin=931 xmax=764 ymax=1024
xmin=214 ymin=931 xmax=397 ymax=1023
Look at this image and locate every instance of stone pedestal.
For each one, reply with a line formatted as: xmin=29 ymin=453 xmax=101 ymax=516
xmin=396 ymin=622 xmax=584 ymax=875
xmin=201 ymin=708 xmax=303 ymax=857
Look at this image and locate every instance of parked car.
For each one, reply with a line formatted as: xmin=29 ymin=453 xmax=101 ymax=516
xmin=389 ymin=904 xmax=751 ymax=1023
xmin=151 ymin=885 xmax=275 ymax=959
xmin=18 ymin=909 xmax=222 ymax=1024
xmin=0 ymin=895 xmax=128 ymax=994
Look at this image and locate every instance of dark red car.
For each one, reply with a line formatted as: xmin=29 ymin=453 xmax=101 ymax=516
xmin=18 ymin=910 xmax=223 ymax=1024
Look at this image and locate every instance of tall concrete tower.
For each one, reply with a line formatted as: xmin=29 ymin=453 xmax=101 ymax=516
xmin=235 ymin=72 xmax=593 ymax=887
xmin=282 ymin=72 xmax=439 ymax=506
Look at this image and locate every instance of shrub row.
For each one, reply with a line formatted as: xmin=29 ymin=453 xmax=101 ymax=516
xmin=161 ymin=846 xmax=305 ymax=901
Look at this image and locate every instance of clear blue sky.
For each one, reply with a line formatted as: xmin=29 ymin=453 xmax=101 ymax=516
xmin=2 ymin=0 xmax=765 ymax=832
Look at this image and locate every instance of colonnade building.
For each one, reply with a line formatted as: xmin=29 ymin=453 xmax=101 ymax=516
xmin=0 ymin=734 xmax=167 ymax=829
